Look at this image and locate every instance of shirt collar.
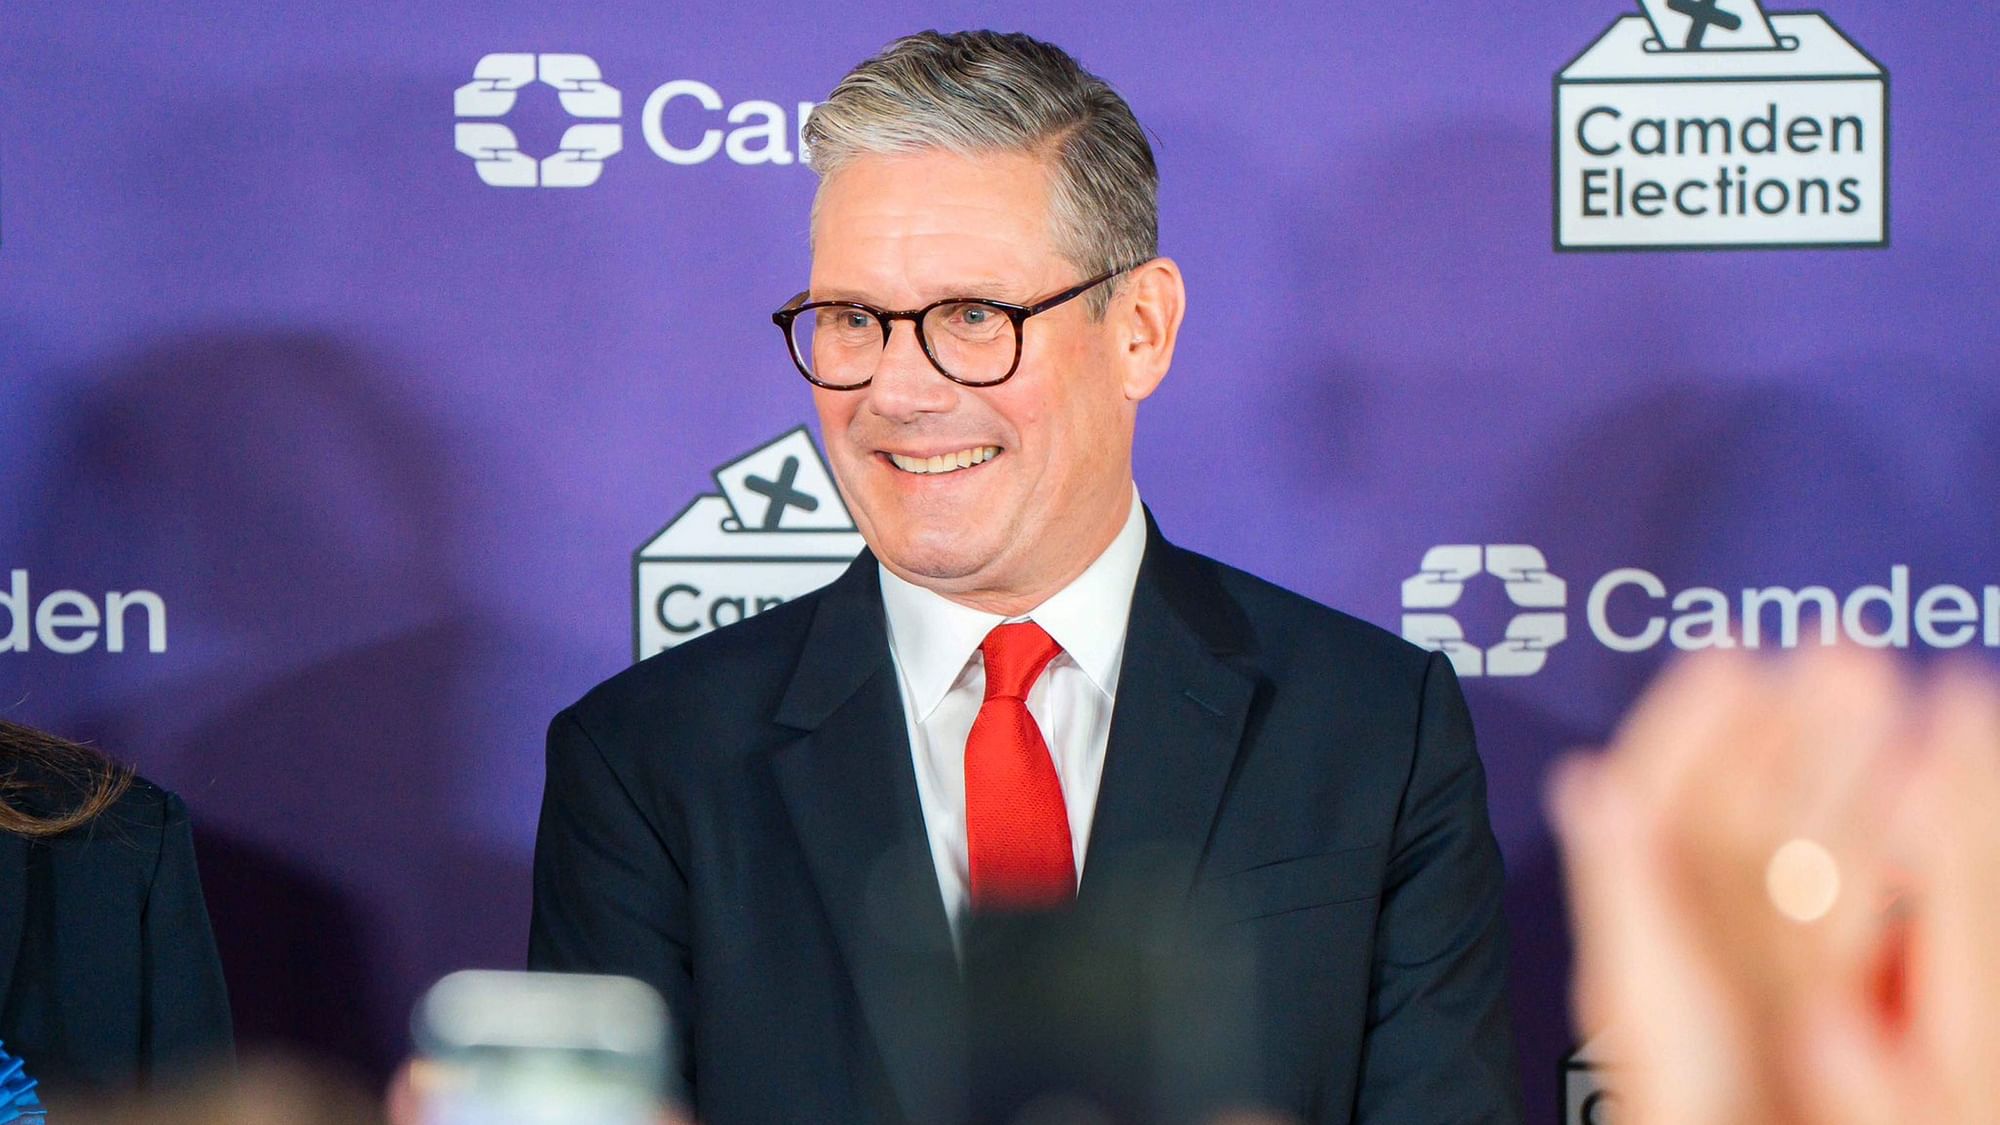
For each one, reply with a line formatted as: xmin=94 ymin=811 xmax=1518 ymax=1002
xmin=879 ymin=487 xmax=1146 ymax=721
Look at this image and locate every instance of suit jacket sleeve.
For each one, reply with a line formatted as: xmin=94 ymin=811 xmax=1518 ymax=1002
xmin=142 ymin=791 xmax=235 ymax=1079
xmin=527 ymin=707 xmax=695 ymax=1095
xmin=1354 ymin=652 xmax=1523 ymax=1123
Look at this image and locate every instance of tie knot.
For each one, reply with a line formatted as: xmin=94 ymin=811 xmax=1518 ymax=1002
xmin=979 ymin=621 xmax=1062 ymax=702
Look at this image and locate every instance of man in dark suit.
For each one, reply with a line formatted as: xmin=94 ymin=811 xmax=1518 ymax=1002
xmin=530 ymin=29 xmax=1520 ymax=1124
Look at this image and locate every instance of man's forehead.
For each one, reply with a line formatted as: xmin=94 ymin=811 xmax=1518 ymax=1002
xmin=812 ymin=150 xmax=1055 ymax=239
xmin=807 ymin=148 xmax=1065 ymax=299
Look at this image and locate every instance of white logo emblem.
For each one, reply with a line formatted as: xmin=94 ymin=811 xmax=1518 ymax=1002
xmin=1555 ymin=0 xmax=1888 ymax=250
xmin=1402 ymin=545 xmax=1568 ymax=678
xmin=455 ymin=53 xmax=623 ymax=188
xmin=632 ymin=428 xmax=865 ymax=657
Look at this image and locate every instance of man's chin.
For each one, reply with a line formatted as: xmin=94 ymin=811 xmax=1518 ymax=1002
xmin=881 ymin=551 xmax=995 ymax=589
xmin=869 ymin=531 xmax=1004 ymax=591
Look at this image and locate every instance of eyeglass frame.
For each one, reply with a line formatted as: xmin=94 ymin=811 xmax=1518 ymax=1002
xmin=770 ymin=262 xmax=1144 ymax=390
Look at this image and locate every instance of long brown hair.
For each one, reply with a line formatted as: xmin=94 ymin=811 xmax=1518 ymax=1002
xmin=0 ymin=718 xmax=136 ymax=837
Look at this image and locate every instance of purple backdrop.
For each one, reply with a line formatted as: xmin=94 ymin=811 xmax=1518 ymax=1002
xmin=4 ymin=2 xmax=1995 ymax=1119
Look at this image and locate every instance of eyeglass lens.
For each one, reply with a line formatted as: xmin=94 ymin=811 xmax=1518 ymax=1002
xmin=790 ymin=301 xmax=1017 ymax=387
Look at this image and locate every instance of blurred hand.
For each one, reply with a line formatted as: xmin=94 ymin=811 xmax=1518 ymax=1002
xmin=1551 ymin=648 xmax=2000 ymax=1125
xmin=384 ymin=1060 xmax=692 ymax=1125
xmin=384 ymin=1060 xmax=426 ymax=1125
xmin=1790 ymin=669 xmax=2000 ymax=1125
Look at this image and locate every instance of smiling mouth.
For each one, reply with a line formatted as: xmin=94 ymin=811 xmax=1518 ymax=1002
xmin=885 ymin=445 xmax=1001 ymax=475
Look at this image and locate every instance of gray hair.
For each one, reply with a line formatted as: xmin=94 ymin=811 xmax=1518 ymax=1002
xmin=802 ymin=30 xmax=1158 ymax=316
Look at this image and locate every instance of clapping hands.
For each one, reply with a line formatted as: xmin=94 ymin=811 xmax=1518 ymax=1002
xmin=1552 ymin=649 xmax=2000 ymax=1125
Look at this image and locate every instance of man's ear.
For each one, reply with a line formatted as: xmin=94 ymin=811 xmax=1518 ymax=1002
xmin=1114 ymin=257 xmax=1185 ymax=403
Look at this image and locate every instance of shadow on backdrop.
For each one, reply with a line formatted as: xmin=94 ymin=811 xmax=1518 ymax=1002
xmin=18 ymin=331 xmax=534 ymax=1084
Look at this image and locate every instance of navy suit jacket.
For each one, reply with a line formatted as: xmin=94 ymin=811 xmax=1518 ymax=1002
xmin=0 ymin=776 xmax=234 ymax=1105
xmin=530 ymin=519 xmax=1522 ymax=1123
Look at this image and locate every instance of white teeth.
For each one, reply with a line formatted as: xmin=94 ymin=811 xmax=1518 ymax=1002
xmin=888 ymin=446 xmax=999 ymax=475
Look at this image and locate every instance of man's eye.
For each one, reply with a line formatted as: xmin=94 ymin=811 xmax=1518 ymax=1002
xmin=842 ymin=312 xmax=873 ymax=330
xmin=938 ymin=303 xmax=1004 ymax=333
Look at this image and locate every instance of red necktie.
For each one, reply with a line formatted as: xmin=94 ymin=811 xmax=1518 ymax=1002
xmin=965 ymin=621 xmax=1076 ymax=910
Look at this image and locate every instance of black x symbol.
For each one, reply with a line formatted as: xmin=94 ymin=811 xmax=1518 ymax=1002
xmin=1668 ymin=0 xmax=1744 ymax=48
xmin=744 ymin=456 xmax=819 ymax=530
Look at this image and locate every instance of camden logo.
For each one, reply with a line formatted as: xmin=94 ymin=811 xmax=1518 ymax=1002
xmin=1555 ymin=0 xmax=1889 ymax=250
xmin=1402 ymin=546 xmax=1568 ymax=678
xmin=455 ymin=54 xmax=622 ymax=188
xmin=1403 ymin=547 xmax=2000 ymax=677
xmin=454 ymin=53 xmax=817 ymax=188
xmin=632 ymin=428 xmax=864 ymax=658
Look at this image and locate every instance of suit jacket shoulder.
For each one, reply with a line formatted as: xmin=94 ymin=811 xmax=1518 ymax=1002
xmin=1152 ymin=539 xmax=1445 ymax=745
xmin=5 ymin=761 xmax=177 ymax=879
xmin=1188 ymin=546 xmax=1430 ymax=673
xmin=566 ymin=579 xmax=833 ymax=758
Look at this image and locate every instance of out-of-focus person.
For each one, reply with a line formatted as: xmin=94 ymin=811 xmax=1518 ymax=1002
xmin=1552 ymin=648 xmax=2000 ymax=1125
xmin=59 ymin=1055 xmax=380 ymax=1125
xmin=0 ymin=718 xmax=233 ymax=1108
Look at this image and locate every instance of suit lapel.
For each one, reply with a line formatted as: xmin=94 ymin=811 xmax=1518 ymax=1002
xmin=770 ymin=552 xmax=965 ymax=1124
xmin=1081 ymin=518 xmax=1258 ymax=909
xmin=0 ymin=831 xmax=23 ymax=1017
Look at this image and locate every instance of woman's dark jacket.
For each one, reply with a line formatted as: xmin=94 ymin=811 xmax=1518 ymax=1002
xmin=0 ymin=771 xmax=234 ymax=1102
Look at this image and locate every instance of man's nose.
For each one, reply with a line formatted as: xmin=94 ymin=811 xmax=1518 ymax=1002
xmin=864 ymin=319 xmax=956 ymax=422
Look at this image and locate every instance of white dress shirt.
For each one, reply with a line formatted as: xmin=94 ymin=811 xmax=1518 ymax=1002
xmin=879 ymin=488 xmax=1147 ymax=928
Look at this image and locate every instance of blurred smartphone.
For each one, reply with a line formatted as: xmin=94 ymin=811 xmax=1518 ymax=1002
xmin=413 ymin=970 xmax=672 ymax=1125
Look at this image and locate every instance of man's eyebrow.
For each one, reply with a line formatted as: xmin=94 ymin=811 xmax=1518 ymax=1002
xmin=806 ymin=287 xmax=881 ymax=304
xmin=809 ymin=278 xmax=1035 ymax=305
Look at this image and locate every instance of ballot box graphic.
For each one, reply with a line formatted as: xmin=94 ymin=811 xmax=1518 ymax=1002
xmin=1555 ymin=2 xmax=1888 ymax=250
xmin=633 ymin=427 xmax=865 ymax=657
